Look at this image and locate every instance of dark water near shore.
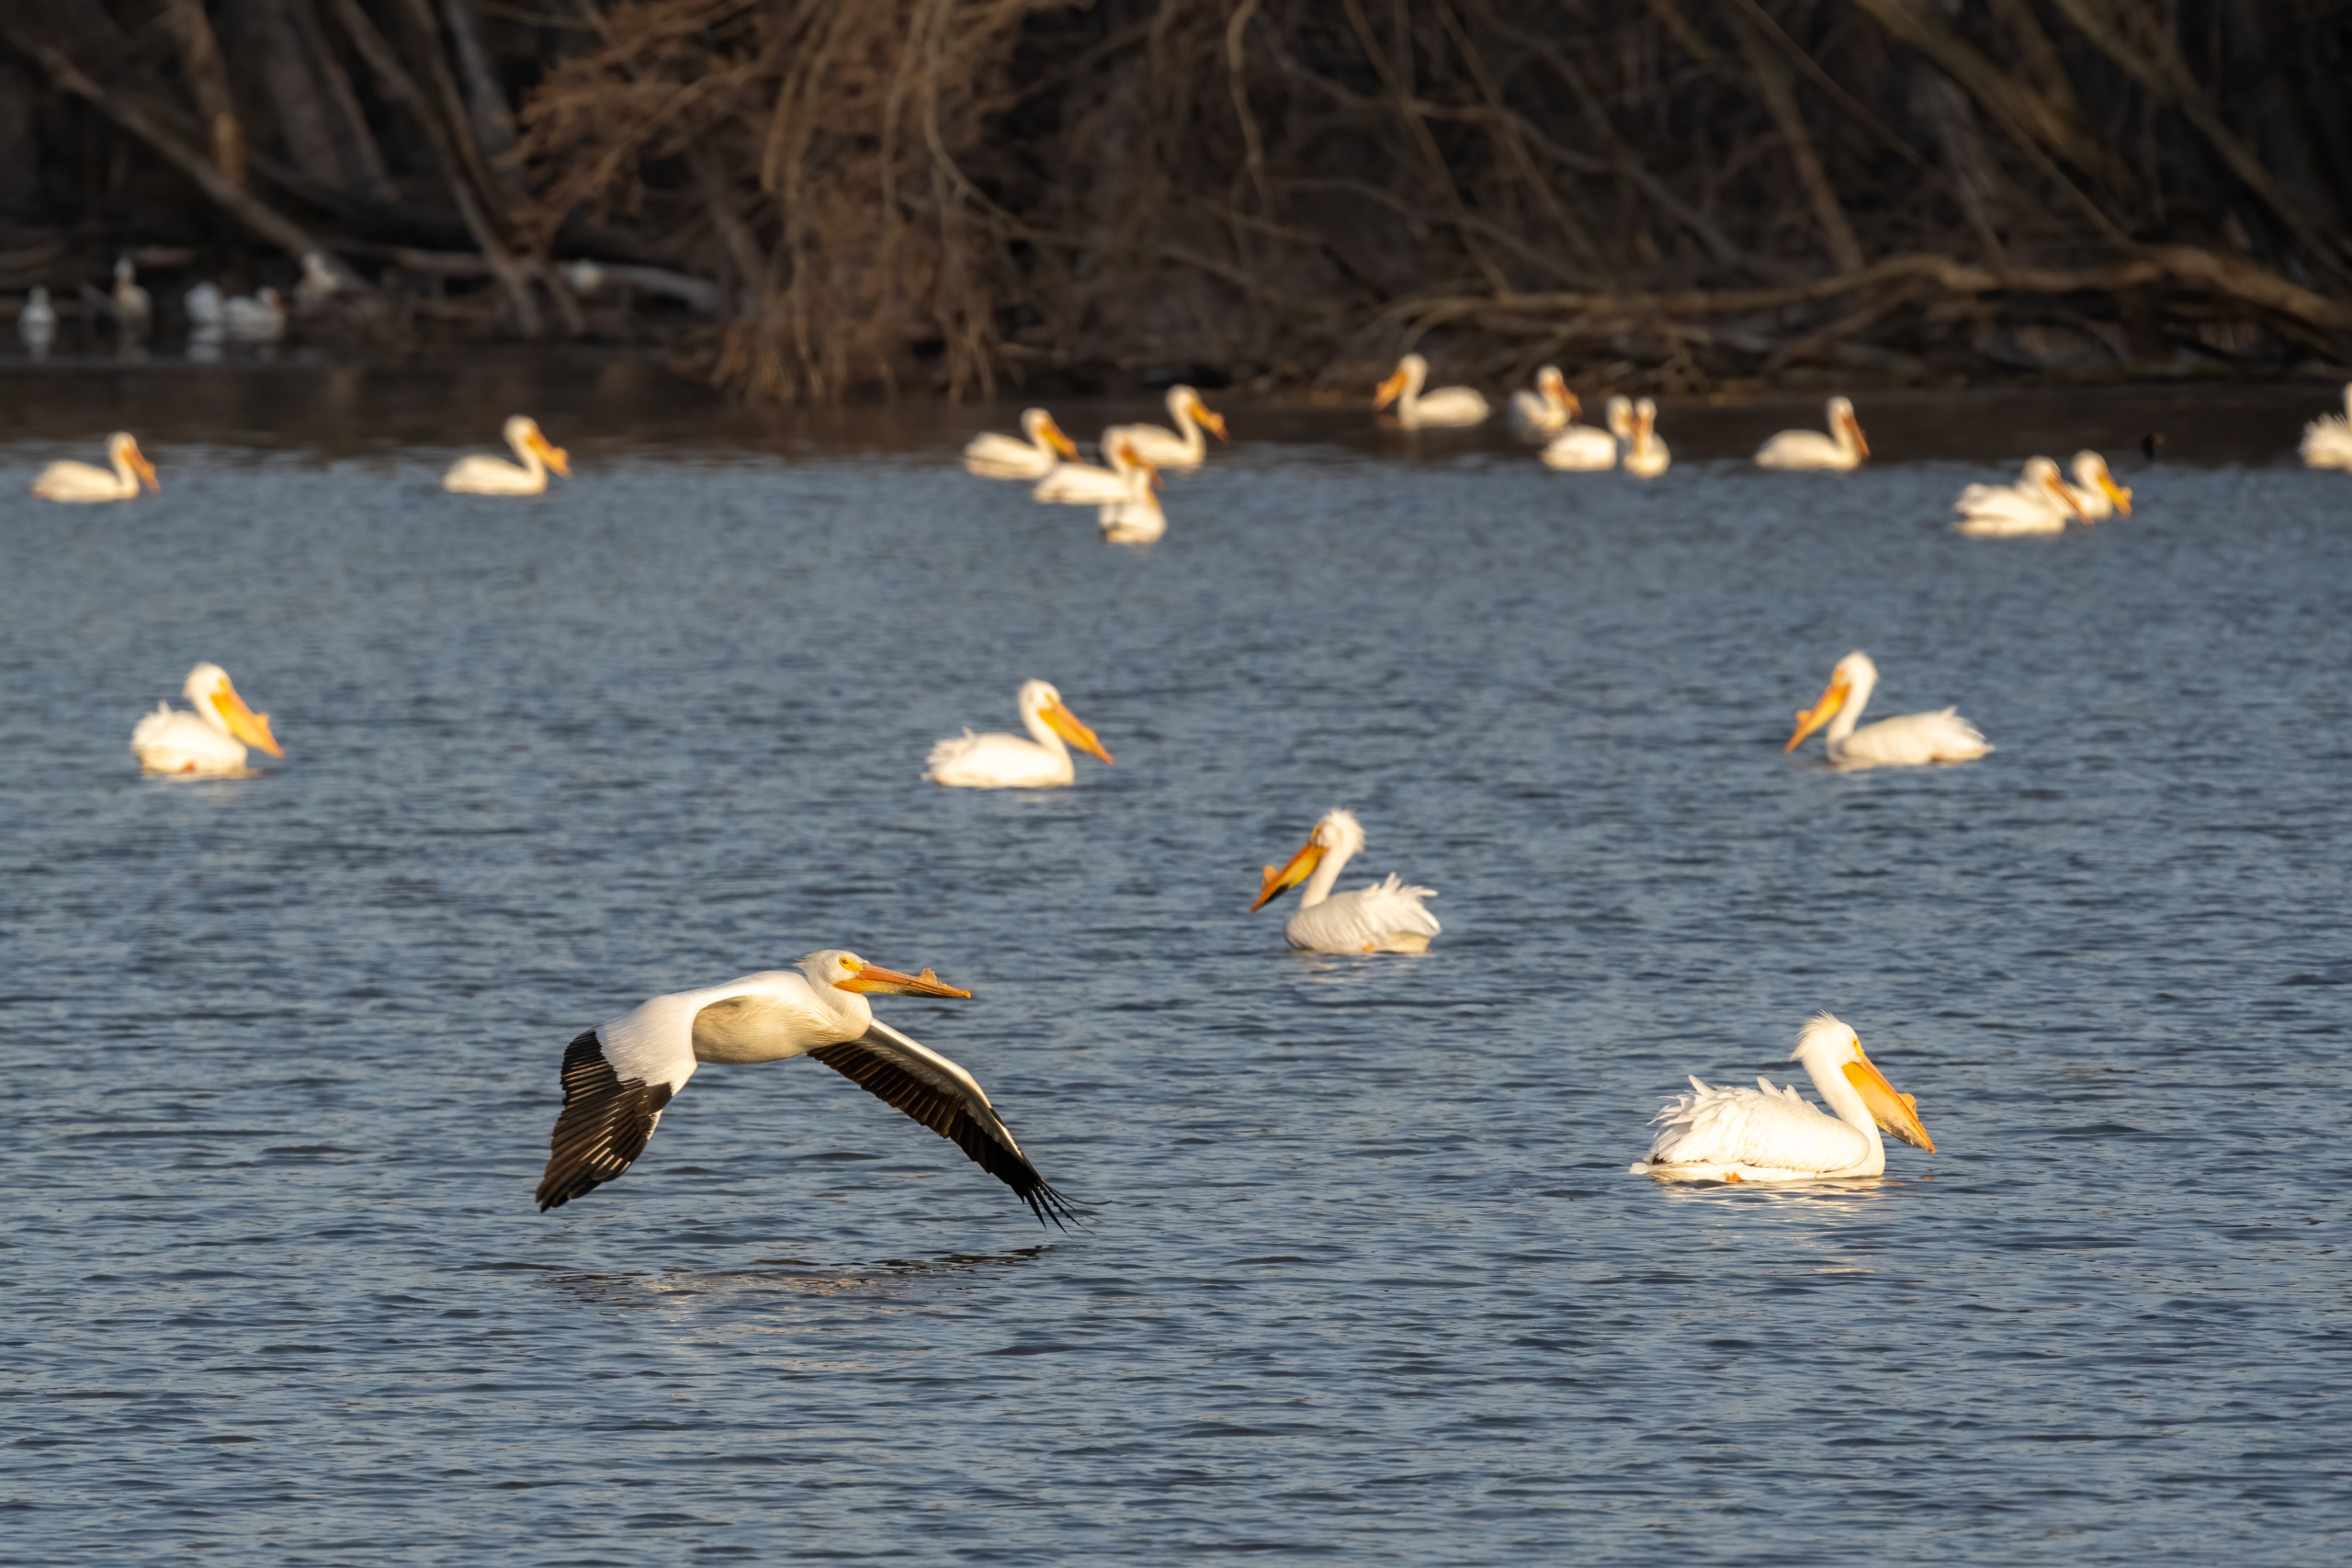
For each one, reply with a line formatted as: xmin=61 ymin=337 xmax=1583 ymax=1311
xmin=3 ymin=367 xmax=2348 ymax=1564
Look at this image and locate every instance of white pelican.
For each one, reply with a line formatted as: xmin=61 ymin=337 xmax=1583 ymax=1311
xmin=1109 ymin=386 xmax=1227 ymax=469
xmin=1756 ymin=396 xmax=1869 ymax=469
xmin=1509 ymin=366 xmax=1573 ymax=441
xmin=1785 ymin=650 xmax=1989 ymax=769
xmin=1032 ymin=439 xmax=1165 ymax=541
xmin=1623 ymin=398 xmax=1669 ymax=478
xmin=184 ymin=280 xmax=224 ymax=333
xmin=536 ymin=951 xmax=1079 ymax=1224
xmin=2300 ymin=384 xmax=2352 ymax=469
xmin=294 ymin=254 xmax=340 ymax=316
xmin=223 ymin=288 xmax=287 ymax=344
xmin=1250 ymin=808 xmax=1440 ymax=953
xmin=2060 ymin=450 xmax=2132 ymax=521
xmin=31 ymin=432 xmax=158 ymax=502
xmin=926 ymin=679 xmax=1114 ymax=788
xmin=112 ymin=256 xmax=150 ymax=339
xmin=964 ymin=409 xmax=1080 ymax=479
xmin=1539 ymin=389 xmax=1616 ymax=469
xmin=1630 ymin=1012 xmax=1937 ymax=1182
xmin=1374 ymin=353 xmax=1490 ymax=429
xmin=444 ymin=415 xmax=571 ymax=494
xmin=19 ymin=286 xmax=55 ymax=356
xmin=1952 ymin=457 xmax=2085 ymax=536
xmin=131 ymin=662 xmax=284 ymax=775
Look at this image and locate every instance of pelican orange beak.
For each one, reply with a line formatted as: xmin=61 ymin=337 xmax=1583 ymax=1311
xmin=528 ymin=429 xmax=571 ymax=478
xmin=1784 ymin=672 xmax=1850 ymax=752
xmin=2042 ymin=468 xmax=2090 ymax=521
xmin=1117 ymin=443 xmax=1163 ymax=492
xmin=1194 ymin=400 xmax=1228 ymax=441
xmin=2099 ymin=471 xmax=2132 ymax=516
xmin=1839 ymin=409 xmax=1869 ymax=460
xmin=1374 ymin=367 xmax=1408 ymax=412
xmin=1043 ymin=417 xmax=1080 ymax=461
xmin=1562 ymin=389 xmax=1583 ymax=421
xmin=1250 ymin=838 xmax=1326 ymax=911
xmin=1040 ymin=695 xmax=1114 ymax=764
xmin=211 ymin=681 xmax=284 ymax=759
xmin=1843 ymin=1045 xmax=1936 ymax=1153
xmin=833 ymin=960 xmax=973 ymax=998
xmin=128 ymin=441 xmax=159 ymax=492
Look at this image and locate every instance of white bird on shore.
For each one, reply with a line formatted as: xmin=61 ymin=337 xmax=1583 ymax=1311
xmin=1250 ymin=808 xmax=1440 ymax=954
xmin=130 ymin=662 xmax=284 ymax=775
xmin=1623 ymin=397 xmax=1669 ymax=478
xmin=1509 ymin=366 xmax=1574 ymax=441
xmin=1109 ymin=386 xmax=1227 ymax=469
xmin=1953 ymin=457 xmax=2085 ymax=536
xmin=1630 ymin=1012 xmax=1937 ymax=1182
xmin=1757 ymin=396 xmax=1869 ymax=469
xmin=926 ymin=679 xmax=1114 ymax=788
xmin=31 ymin=432 xmax=158 ymax=502
xmin=1784 ymin=650 xmax=1989 ymax=769
xmin=1374 ymin=353 xmax=1490 ymax=429
xmin=2060 ymin=450 xmax=2132 ymax=520
xmin=294 ymin=254 xmax=341 ymax=315
xmin=964 ymin=409 xmax=1080 ymax=479
xmin=2300 ymin=384 xmax=2352 ymax=469
xmin=184 ymin=280 xmax=224 ymax=332
xmin=112 ymin=257 xmax=150 ymax=340
xmin=223 ymin=288 xmax=287 ymax=344
xmin=536 ymin=951 xmax=1078 ymax=1224
xmin=19 ymin=286 xmax=55 ymax=356
xmin=444 ymin=415 xmax=571 ymax=495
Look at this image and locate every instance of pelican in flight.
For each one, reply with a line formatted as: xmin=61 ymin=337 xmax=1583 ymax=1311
xmin=32 ymin=433 xmax=158 ymax=502
xmin=2060 ymin=450 xmax=2132 ymax=520
xmin=1539 ymin=389 xmax=1617 ymax=470
xmin=1109 ymin=386 xmax=1227 ymax=469
xmin=1757 ymin=396 xmax=1869 ymax=469
xmin=927 ymin=679 xmax=1114 ymax=788
xmin=2300 ymin=384 xmax=2352 ymax=469
xmin=1374 ymin=353 xmax=1490 ymax=429
xmin=131 ymin=662 xmax=284 ymax=774
xmin=445 ymin=416 xmax=571 ymax=494
xmin=1623 ymin=397 xmax=1669 ymax=478
xmin=1953 ymin=457 xmax=2086 ymax=536
xmin=1785 ymin=650 xmax=1989 ymax=768
xmin=963 ymin=409 xmax=1080 ymax=479
xmin=536 ymin=951 xmax=1079 ymax=1224
xmin=1630 ymin=1012 xmax=1937 ymax=1181
xmin=1509 ymin=366 xmax=1573 ymax=441
xmin=1250 ymin=808 xmax=1440 ymax=953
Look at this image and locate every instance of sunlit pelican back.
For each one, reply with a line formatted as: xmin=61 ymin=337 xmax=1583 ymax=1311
xmin=1785 ymin=649 xmax=1989 ymax=769
xmin=1953 ymin=457 xmax=2082 ymax=536
xmin=1374 ymin=353 xmax=1490 ymax=430
xmin=2300 ymin=384 xmax=2352 ymax=469
xmin=1509 ymin=366 xmax=1573 ymax=441
xmin=927 ymin=679 xmax=1114 ymax=788
xmin=131 ymin=662 xmax=284 ymax=775
xmin=964 ymin=409 xmax=1080 ymax=479
xmin=1757 ymin=396 xmax=1869 ymax=469
xmin=1116 ymin=386 xmax=1227 ymax=468
xmin=1623 ymin=398 xmax=1669 ymax=478
xmin=1539 ymin=385 xmax=1615 ymax=469
xmin=1630 ymin=1011 xmax=1936 ymax=1182
xmin=32 ymin=432 xmax=158 ymax=502
xmin=223 ymin=288 xmax=287 ymax=344
xmin=536 ymin=950 xmax=1078 ymax=1224
xmin=1032 ymin=437 xmax=1140 ymax=503
xmin=1250 ymin=807 xmax=1440 ymax=953
xmin=445 ymin=415 xmax=571 ymax=494
xmin=2062 ymin=450 xmax=2132 ymax=520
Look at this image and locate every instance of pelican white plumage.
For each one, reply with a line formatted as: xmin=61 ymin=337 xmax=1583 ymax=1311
xmin=1784 ymin=650 xmax=1989 ymax=769
xmin=2060 ymin=450 xmax=2132 ymax=521
xmin=1033 ymin=439 xmax=1164 ymax=541
xmin=1109 ymin=386 xmax=1227 ymax=469
xmin=1539 ymin=388 xmax=1616 ymax=469
xmin=293 ymin=254 xmax=340 ymax=316
xmin=112 ymin=257 xmax=150 ymax=340
xmin=1757 ymin=396 xmax=1869 ymax=469
xmin=223 ymin=288 xmax=287 ymax=344
xmin=184 ymin=280 xmax=224 ymax=333
xmin=1630 ymin=1012 xmax=1937 ymax=1182
xmin=536 ymin=950 xmax=1079 ymax=1224
xmin=1952 ymin=457 xmax=2084 ymax=536
xmin=19 ymin=286 xmax=55 ymax=356
xmin=444 ymin=415 xmax=571 ymax=495
xmin=130 ymin=662 xmax=284 ymax=775
xmin=1374 ymin=353 xmax=1490 ymax=429
xmin=1250 ymin=808 xmax=1440 ymax=953
xmin=927 ymin=679 xmax=1114 ymax=788
xmin=31 ymin=432 xmax=158 ymax=502
xmin=2300 ymin=384 xmax=2352 ymax=469
xmin=1623 ymin=397 xmax=1669 ymax=478
xmin=964 ymin=409 xmax=1080 ymax=479
xmin=1509 ymin=366 xmax=1573 ymax=441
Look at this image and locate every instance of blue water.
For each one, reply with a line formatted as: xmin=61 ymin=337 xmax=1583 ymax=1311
xmin=3 ymin=369 xmax=2347 ymax=1564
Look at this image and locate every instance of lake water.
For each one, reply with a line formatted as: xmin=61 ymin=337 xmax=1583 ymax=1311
xmin=3 ymin=363 xmax=2347 ymax=1564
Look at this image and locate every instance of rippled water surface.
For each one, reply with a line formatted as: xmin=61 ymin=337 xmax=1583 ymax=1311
xmin=4 ymin=367 xmax=2348 ymax=1564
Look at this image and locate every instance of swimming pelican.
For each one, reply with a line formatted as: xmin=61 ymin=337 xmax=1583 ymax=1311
xmin=1629 ymin=1011 xmax=1936 ymax=1182
xmin=1953 ymin=457 xmax=2085 ymax=536
xmin=1756 ymin=396 xmax=1869 ymax=469
xmin=444 ymin=415 xmax=571 ymax=495
xmin=131 ymin=662 xmax=284 ymax=774
xmin=19 ymin=286 xmax=55 ymax=356
xmin=2300 ymin=384 xmax=2352 ymax=469
xmin=1509 ymin=366 xmax=1574 ymax=441
xmin=926 ymin=679 xmax=1114 ymax=788
xmin=1109 ymin=386 xmax=1227 ymax=469
xmin=1784 ymin=650 xmax=1989 ymax=769
xmin=223 ymin=287 xmax=287 ymax=344
xmin=1250 ymin=808 xmax=1440 ymax=953
xmin=31 ymin=432 xmax=158 ymax=502
xmin=1033 ymin=440 xmax=1164 ymax=541
xmin=964 ymin=409 xmax=1080 ymax=479
xmin=112 ymin=257 xmax=150 ymax=339
xmin=1374 ymin=353 xmax=1490 ymax=429
xmin=536 ymin=950 xmax=1078 ymax=1224
xmin=1623 ymin=398 xmax=1669 ymax=478
xmin=1539 ymin=389 xmax=1616 ymax=469
xmin=2060 ymin=450 xmax=2132 ymax=520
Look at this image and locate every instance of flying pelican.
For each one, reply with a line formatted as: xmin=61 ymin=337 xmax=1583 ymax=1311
xmin=1250 ymin=808 xmax=1440 ymax=953
xmin=444 ymin=415 xmax=571 ymax=495
xmin=223 ymin=288 xmax=288 ymax=344
xmin=1623 ymin=397 xmax=1669 ymax=478
xmin=1784 ymin=650 xmax=1989 ymax=769
xmin=926 ymin=679 xmax=1114 ymax=788
xmin=1509 ymin=366 xmax=1573 ymax=441
xmin=112 ymin=256 xmax=150 ymax=340
xmin=964 ymin=409 xmax=1080 ymax=479
xmin=1539 ymin=389 xmax=1617 ymax=469
xmin=31 ymin=432 xmax=158 ymax=502
xmin=1952 ymin=457 xmax=2085 ymax=536
xmin=19 ymin=286 xmax=55 ymax=356
xmin=1374 ymin=353 xmax=1490 ymax=429
xmin=1756 ymin=396 xmax=1869 ymax=469
xmin=1108 ymin=386 xmax=1228 ymax=469
xmin=131 ymin=662 xmax=284 ymax=774
xmin=536 ymin=950 xmax=1079 ymax=1224
xmin=1629 ymin=1012 xmax=1937 ymax=1182
xmin=2060 ymin=450 xmax=2132 ymax=520
xmin=2300 ymin=384 xmax=2352 ymax=469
